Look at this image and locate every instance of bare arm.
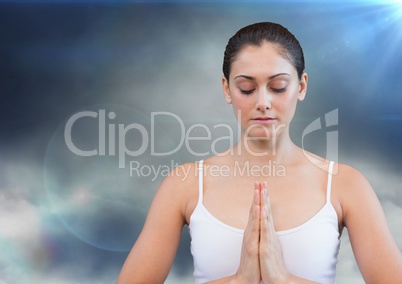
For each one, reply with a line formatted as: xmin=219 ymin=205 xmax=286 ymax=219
xmin=116 ymin=164 xmax=193 ymax=284
xmin=338 ymin=164 xmax=402 ymax=283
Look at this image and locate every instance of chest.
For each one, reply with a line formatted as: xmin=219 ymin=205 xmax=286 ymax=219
xmin=187 ymin=167 xmax=331 ymax=232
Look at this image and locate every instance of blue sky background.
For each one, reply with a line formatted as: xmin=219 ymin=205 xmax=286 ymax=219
xmin=1 ymin=1 xmax=402 ymax=283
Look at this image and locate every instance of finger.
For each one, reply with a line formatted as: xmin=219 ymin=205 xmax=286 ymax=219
xmin=246 ymin=183 xmax=260 ymax=236
xmin=260 ymin=182 xmax=272 ymax=251
xmin=236 ymin=184 xmax=262 ymax=283
xmin=255 ymin=182 xmax=261 ymax=207
xmin=260 ymin=182 xmax=269 ymax=233
xmin=262 ymin=182 xmax=269 ymax=217
xmin=253 ymin=182 xmax=261 ymax=233
xmin=259 ymin=183 xmax=289 ymax=282
xmin=248 ymin=182 xmax=258 ymax=220
xmin=261 ymin=182 xmax=276 ymax=234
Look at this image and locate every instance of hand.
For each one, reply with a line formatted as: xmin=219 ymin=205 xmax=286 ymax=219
xmin=235 ymin=182 xmax=290 ymax=284
xmin=234 ymin=183 xmax=262 ymax=284
xmin=258 ymin=182 xmax=290 ymax=284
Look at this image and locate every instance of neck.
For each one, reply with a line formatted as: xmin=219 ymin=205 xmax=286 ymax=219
xmin=231 ymin=128 xmax=298 ymax=166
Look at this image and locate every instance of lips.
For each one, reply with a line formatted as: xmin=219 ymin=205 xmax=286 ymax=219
xmin=253 ymin=117 xmax=275 ymax=121
xmin=251 ymin=117 xmax=277 ymax=124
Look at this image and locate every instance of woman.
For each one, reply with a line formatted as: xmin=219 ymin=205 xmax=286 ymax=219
xmin=117 ymin=22 xmax=402 ymax=283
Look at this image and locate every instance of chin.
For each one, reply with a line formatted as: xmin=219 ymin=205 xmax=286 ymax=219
xmin=245 ymin=124 xmax=288 ymax=139
xmin=245 ymin=129 xmax=273 ymax=139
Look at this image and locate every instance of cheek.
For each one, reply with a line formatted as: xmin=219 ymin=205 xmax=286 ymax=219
xmin=230 ymin=96 xmax=253 ymax=122
xmin=231 ymin=95 xmax=251 ymax=111
xmin=273 ymin=92 xmax=299 ymax=116
xmin=274 ymin=95 xmax=294 ymax=108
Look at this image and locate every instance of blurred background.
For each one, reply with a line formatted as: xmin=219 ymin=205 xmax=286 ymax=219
xmin=1 ymin=1 xmax=401 ymax=283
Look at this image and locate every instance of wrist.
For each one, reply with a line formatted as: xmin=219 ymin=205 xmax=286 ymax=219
xmin=231 ymin=272 xmax=257 ymax=284
xmin=283 ymin=274 xmax=320 ymax=284
xmin=284 ymin=274 xmax=299 ymax=284
xmin=231 ymin=273 xmax=243 ymax=284
xmin=285 ymin=276 xmax=293 ymax=284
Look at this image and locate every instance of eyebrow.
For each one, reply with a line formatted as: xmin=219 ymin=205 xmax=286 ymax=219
xmin=234 ymin=73 xmax=290 ymax=80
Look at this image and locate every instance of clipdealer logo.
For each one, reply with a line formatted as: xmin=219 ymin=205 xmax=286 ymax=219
xmin=64 ymin=110 xmax=248 ymax=168
xmin=63 ymin=108 xmax=338 ymax=176
xmin=302 ymin=108 xmax=339 ymax=174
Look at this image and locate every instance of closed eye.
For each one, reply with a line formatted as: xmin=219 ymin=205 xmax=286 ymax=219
xmin=271 ymin=87 xmax=287 ymax=93
xmin=240 ymin=89 xmax=255 ymax=95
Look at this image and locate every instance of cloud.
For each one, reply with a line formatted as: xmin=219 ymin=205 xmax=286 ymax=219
xmin=0 ymin=193 xmax=46 ymax=283
xmin=1 ymin=2 xmax=401 ymax=283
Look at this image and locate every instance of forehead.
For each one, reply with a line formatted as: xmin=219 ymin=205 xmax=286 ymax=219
xmin=231 ymin=42 xmax=296 ymax=78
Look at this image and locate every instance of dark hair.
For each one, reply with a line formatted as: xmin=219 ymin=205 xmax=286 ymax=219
xmin=223 ymin=22 xmax=305 ymax=81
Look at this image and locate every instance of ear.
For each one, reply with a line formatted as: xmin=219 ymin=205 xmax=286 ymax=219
xmin=298 ymin=72 xmax=308 ymax=101
xmin=222 ymin=76 xmax=232 ymax=104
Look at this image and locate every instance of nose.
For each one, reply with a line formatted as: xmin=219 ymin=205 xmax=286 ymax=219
xmin=256 ymin=89 xmax=271 ymax=111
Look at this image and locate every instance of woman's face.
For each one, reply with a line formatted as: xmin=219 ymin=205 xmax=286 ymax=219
xmin=222 ymin=42 xmax=308 ymax=139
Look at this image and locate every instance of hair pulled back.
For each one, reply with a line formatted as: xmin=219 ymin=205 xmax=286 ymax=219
xmin=223 ymin=22 xmax=305 ymax=81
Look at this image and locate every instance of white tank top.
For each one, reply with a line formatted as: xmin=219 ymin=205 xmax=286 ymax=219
xmin=189 ymin=159 xmax=340 ymax=284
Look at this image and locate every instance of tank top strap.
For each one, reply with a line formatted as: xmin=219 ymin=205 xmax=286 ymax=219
xmin=198 ymin=159 xmax=204 ymax=205
xmin=326 ymin=161 xmax=335 ymax=203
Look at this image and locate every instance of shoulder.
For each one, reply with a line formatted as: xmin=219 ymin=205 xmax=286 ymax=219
xmin=154 ymin=160 xmax=200 ymax=217
xmin=159 ymin=160 xmax=199 ymax=189
xmin=118 ymin=161 xmax=201 ymax=282
xmin=331 ymin=162 xmax=378 ymax=223
xmin=296 ymin=150 xmax=371 ymax=191
xmin=331 ymin=163 xmax=402 ymax=281
xmin=332 ymin=162 xmax=373 ymax=194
